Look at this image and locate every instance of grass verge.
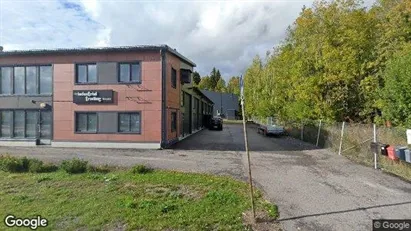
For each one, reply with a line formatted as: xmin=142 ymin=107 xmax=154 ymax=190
xmin=0 ymin=163 xmax=278 ymax=230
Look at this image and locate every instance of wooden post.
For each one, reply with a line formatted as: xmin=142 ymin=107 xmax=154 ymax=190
xmin=338 ymin=122 xmax=345 ymax=156
xmin=240 ymin=76 xmax=255 ymax=222
xmin=374 ymin=124 xmax=378 ymax=169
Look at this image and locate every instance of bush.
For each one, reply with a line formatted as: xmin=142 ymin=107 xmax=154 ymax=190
xmin=87 ymin=164 xmax=112 ymax=174
xmin=28 ymin=159 xmax=58 ymax=173
xmin=0 ymin=155 xmax=30 ymax=173
xmin=131 ymin=164 xmax=152 ymax=174
xmin=60 ymin=158 xmax=88 ymax=174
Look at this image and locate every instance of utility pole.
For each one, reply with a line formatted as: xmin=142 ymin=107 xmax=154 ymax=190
xmin=240 ymin=75 xmax=256 ymax=222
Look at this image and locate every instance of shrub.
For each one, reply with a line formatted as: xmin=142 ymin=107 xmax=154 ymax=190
xmin=131 ymin=164 xmax=152 ymax=174
xmin=28 ymin=159 xmax=58 ymax=173
xmin=60 ymin=158 xmax=88 ymax=174
xmin=87 ymin=164 xmax=112 ymax=174
xmin=0 ymin=155 xmax=30 ymax=173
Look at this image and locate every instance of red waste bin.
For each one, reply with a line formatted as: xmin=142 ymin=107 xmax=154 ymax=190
xmin=387 ymin=146 xmax=397 ymax=160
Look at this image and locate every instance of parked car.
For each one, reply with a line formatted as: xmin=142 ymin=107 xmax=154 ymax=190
xmin=209 ymin=116 xmax=223 ymax=130
xmin=257 ymin=124 xmax=285 ymax=136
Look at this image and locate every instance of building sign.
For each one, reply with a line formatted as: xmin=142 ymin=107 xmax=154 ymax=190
xmin=73 ymin=90 xmax=114 ymax=104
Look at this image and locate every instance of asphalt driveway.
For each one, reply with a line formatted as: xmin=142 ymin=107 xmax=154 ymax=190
xmin=1 ymin=123 xmax=410 ymax=231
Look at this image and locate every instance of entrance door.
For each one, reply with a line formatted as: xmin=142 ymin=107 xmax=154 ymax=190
xmin=39 ymin=111 xmax=52 ymax=144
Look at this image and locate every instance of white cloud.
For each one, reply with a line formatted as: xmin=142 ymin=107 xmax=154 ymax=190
xmin=0 ymin=0 xmax=376 ymax=79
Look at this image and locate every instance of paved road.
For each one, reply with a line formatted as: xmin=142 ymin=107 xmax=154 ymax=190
xmin=1 ymin=124 xmax=410 ymax=231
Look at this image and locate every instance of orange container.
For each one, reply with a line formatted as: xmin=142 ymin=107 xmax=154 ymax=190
xmin=386 ymin=146 xmax=397 ymax=160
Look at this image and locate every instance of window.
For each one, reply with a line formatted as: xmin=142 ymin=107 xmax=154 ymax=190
xmin=171 ymin=112 xmax=177 ymax=132
xmin=40 ymin=66 xmax=52 ymax=94
xmin=171 ymin=68 xmax=177 ymax=89
xmin=119 ymin=63 xmax=141 ymax=83
xmin=1 ymin=67 xmax=12 ymax=95
xmin=13 ymin=111 xmax=25 ymax=137
xmin=118 ymin=113 xmax=141 ymax=133
xmin=0 ymin=111 xmax=11 ymax=137
xmin=14 ymin=67 xmax=25 ymax=95
xmin=26 ymin=66 xmax=37 ymax=95
xmin=25 ymin=111 xmax=38 ymax=138
xmin=76 ymin=113 xmax=97 ymax=132
xmin=0 ymin=66 xmax=52 ymax=95
xmin=76 ymin=64 xmax=97 ymax=84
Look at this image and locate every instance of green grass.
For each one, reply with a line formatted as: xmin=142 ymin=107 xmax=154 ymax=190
xmin=0 ymin=169 xmax=277 ymax=231
xmin=379 ymin=156 xmax=411 ymax=181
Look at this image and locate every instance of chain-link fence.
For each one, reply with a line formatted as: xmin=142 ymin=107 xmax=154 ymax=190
xmin=252 ymin=117 xmax=411 ymax=180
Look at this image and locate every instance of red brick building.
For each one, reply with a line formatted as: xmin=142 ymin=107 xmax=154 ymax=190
xmin=0 ymin=45 xmax=213 ymax=149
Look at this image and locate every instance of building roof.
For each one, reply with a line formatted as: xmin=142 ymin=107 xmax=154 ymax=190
xmin=201 ymin=90 xmax=239 ymax=111
xmin=0 ymin=44 xmax=196 ymax=67
xmin=185 ymin=87 xmax=214 ymax=105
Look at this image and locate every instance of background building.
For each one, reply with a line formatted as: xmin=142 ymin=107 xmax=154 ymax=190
xmin=201 ymin=90 xmax=239 ymax=120
xmin=0 ymin=45 xmax=212 ymax=149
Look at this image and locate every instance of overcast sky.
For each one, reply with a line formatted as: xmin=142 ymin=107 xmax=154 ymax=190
xmin=0 ymin=0 xmax=374 ymax=80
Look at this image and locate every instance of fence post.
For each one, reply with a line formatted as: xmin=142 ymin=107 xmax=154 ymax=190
xmin=373 ymin=124 xmax=378 ymax=169
xmin=316 ymin=120 xmax=322 ymax=147
xmin=338 ymin=122 xmax=345 ymax=155
xmin=301 ymin=121 xmax=304 ymax=141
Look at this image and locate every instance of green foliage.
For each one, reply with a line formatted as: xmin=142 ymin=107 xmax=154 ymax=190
xmin=0 ymin=155 xmax=30 ymax=173
xmin=0 ymin=155 xmax=57 ymax=173
xmin=60 ymin=158 xmax=88 ymax=174
xmin=192 ymin=71 xmax=201 ymax=85
xmin=131 ymin=164 xmax=152 ymax=174
xmin=243 ymin=0 xmax=411 ymax=125
xmin=28 ymin=159 xmax=58 ymax=173
xmin=380 ymin=44 xmax=411 ymax=127
xmin=227 ymin=76 xmax=241 ymax=96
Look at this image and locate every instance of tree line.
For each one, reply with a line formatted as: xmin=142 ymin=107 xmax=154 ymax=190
xmin=243 ymin=0 xmax=411 ymax=127
xmin=194 ymin=67 xmax=241 ymax=96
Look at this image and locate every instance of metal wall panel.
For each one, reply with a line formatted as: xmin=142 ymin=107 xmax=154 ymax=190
xmin=98 ymin=112 xmax=117 ymax=133
xmin=0 ymin=96 xmax=52 ymax=109
xmin=97 ymin=62 xmax=118 ymax=84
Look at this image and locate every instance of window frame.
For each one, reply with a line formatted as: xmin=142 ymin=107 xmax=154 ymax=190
xmin=0 ymin=110 xmax=48 ymax=139
xmin=75 ymin=63 xmax=98 ymax=84
xmin=0 ymin=65 xmax=53 ymax=96
xmin=118 ymin=62 xmax=142 ymax=84
xmin=117 ymin=112 xmax=142 ymax=134
xmin=171 ymin=67 xmax=177 ymax=89
xmin=75 ymin=112 xmax=98 ymax=133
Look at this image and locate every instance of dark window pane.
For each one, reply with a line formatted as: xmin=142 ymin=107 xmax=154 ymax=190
xmin=40 ymin=111 xmax=51 ymax=138
xmin=76 ymin=113 xmax=87 ymax=132
xmin=131 ymin=64 xmax=140 ymax=82
xmin=1 ymin=67 xmax=12 ymax=94
xmin=130 ymin=113 xmax=140 ymax=132
xmin=88 ymin=64 xmax=97 ymax=83
xmin=26 ymin=111 xmax=38 ymax=138
xmin=1 ymin=111 xmax=12 ymax=137
xmin=40 ymin=66 xmax=52 ymax=94
xmin=14 ymin=111 xmax=25 ymax=137
xmin=88 ymin=113 xmax=97 ymax=132
xmin=119 ymin=64 xmax=130 ymax=82
xmin=77 ymin=65 xmax=87 ymax=83
xmin=26 ymin=66 xmax=37 ymax=95
xmin=171 ymin=68 xmax=177 ymax=88
xmin=119 ymin=114 xmax=130 ymax=132
xmin=14 ymin=67 xmax=25 ymax=94
xmin=171 ymin=112 xmax=177 ymax=132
